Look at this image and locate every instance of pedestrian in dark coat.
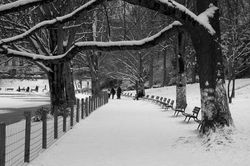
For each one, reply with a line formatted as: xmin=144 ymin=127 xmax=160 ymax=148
xmin=116 ymin=87 xmax=122 ymax=99
xmin=110 ymin=88 xmax=116 ymax=99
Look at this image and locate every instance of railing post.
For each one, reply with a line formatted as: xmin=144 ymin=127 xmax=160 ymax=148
xmin=88 ymin=96 xmax=91 ymax=114
xmin=93 ymin=96 xmax=95 ymax=111
xmin=42 ymin=111 xmax=47 ymax=149
xmin=24 ymin=111 xmax=31 ymax=163
xmin=76 ymin=99 xmax=80 ymax=123
xmin=106 ymin=92 xmax=109 ymax=103
xmin=91 ymin=96 xmax=95 ymax=112
xmin=104 ymin=93 xmax=106 ymax=104
xmin=0 ymin=123 xmax=6 ymax=166
xmin=81 ymin=98 xmax=84 ymax=119
xmin=70 ymin=105 xmax=74 ymax=127
xmin=85 ymin=98 xmax=89 ymax=117
xmin=54 ymin=107 xmax=58 ymax=139
xmin=97 ymin=96 xmax=99 ymax=108
xmin=63 ymin=108 xmax=67 ymax=132
xmin=101 ymin=94 xmax=103 ymax=105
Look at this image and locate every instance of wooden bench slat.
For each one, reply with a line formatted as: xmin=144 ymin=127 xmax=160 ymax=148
xmin=173 ymin=103 xmax=187 ymax=116
xmin=183 ymin=107 xmax=201 ymax=122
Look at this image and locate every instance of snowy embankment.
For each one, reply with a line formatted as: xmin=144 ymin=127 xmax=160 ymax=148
xmin=27 ymin=79 xmax=250 ymax=166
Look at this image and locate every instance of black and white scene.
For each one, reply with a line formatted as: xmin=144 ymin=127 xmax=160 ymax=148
xmin=0 ymin=0 xmax=250 ymax=166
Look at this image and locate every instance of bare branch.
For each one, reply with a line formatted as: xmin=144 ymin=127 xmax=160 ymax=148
xmin=1 ymin=21 xmax=182 ymax=62
xmin=0 ymin=0 xmax=106 ymax=46
xmin=0 ymin=0 xmax=53 ymax=16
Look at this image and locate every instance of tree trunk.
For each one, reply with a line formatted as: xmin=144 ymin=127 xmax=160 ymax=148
xmin=48 ymin=63 xmax=66 ymax=113
xmin=47 ymin=24 xmax=76 ymax=112
xmin=162 ymin=48 xmax=167 ymax=87
xmin=149 ymin=54 xmax=154 ymax=87
xmin=92 ymin=78 xmax=101 ymax=96
xmin=190 ymin=0 xmax=233 ymax=134
xmin=64 ymin=62 xmax=76 ymax=105
xmin=175 ymin=31 xmax=187 ymax=108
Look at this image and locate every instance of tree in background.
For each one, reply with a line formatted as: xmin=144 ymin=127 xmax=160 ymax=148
xmin=220 ymin=0 xmax=250 ymax=103
xmin=0 ymin=0 xmax=234 ymax=135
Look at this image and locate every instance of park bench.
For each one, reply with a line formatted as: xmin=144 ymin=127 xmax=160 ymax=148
xmin=147 ymin=95 xmax=155 ymax=102
xmin=195 ymin=119 xmax=202 ymax=130
xmin=157 ymin=97 xmax=163 ymax=104
xmin=173 ymin=103 xmax=187 ymax=116
xmin=122 ymin=92 xmax=128 ymax=96
xmin=183 ymin=106 xmax=201 ymax=123
xmin=161 ymin=98 xmax=170 ymax=108
xmin=143 ymin=95 xmax=149 ymax=100
xmin=153 ymin=96 xmax=160 ymax=103
xmin=159 ymin=98 xmax=167 ymax=107
xmin=20 ymin=87 xmax=25 ymax=91
xmin=5 ymin=88 xmax=14 ymax=91
xmin=31 ymin=88 xmax=38 ymax=92
xmin=165 ymin=99 xmax=174 ymax=110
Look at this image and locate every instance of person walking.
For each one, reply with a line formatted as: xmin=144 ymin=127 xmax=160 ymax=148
xmin=107 ymin=89 xmax=111 ymax=98
xmin=116 ymin=86 xmax=122 ymax=99
xmin=110 ymin=88 xmax=116 ymax=99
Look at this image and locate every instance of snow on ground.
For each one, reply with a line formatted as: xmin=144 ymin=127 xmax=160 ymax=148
xmin=27 ymin=79 xmax=250 ymax=166
xmin=0 ymin=95 xmax=50 ymax=111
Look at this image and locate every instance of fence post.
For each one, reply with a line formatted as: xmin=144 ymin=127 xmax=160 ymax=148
xmin=88 ymin=96 xmax=91 ymax=114
xmin=85 ymin=98 xmax=89 ymax=117
xmin=76 ymin=99 xmax=80 ymax=123
xmin=54 ymin=107 xmax=58 ymax=139
xmin=95 ymin=97 xmax=97 ymax=109
xmin=42 ymin=111 xmax=47 ymax=149
xmin=63 ymin=109 xmax=67 ymax=132
xmin=92 ymin=96 xmax=94 ymax=112
xmin=93 ymin=96 xmax=96 ymax=110
xmin=24 ymin=111 xmax=31 ymax=163
xmin=96 ymin=96 xmax=98 ymax=109
xmin=70 ymin=105 xmax=74 ymax=127
xmin=106 ymin=92 xmax=108 ymax=103
xmin=0 ymin=123 xmax=6 ymax=166
xmin=91 ymin=96 xmax=94 ymax=113
xmin=103 ymin=93 xmax=105 ymax=104
xmin=101 ymin=93 xmax=103 ymax=106
xmin=81 ymin=98 xmax=84 ymax=119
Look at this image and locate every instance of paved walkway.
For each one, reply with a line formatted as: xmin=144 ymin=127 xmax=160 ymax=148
xmin=28 ymin=98 xmax=199 ymax=166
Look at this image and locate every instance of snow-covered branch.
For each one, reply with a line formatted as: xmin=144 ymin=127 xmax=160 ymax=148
xmin=0 ymin=0 xmax=53 ymax=16
xmin=0 ymin=21 xmax=182 ymax=62
xmin=123 ymin=0 xmax=218 ymax=35
xmin=0 ymin=0 xmax=105 ymax=46
xmin=62 ymin=21 xmax=182 ymax=61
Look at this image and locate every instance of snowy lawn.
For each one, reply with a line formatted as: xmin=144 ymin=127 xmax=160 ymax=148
xmin=0 ymin=95 xmax=50 ymax=124
xmin=27 ymin=79 xmax=250 ymax=166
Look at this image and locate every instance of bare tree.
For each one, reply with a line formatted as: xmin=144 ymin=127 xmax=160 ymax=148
xmin=0 ymin=0 xmax=234 ymax=135
xmin=220 ymin=0 xmax=250 ymax=103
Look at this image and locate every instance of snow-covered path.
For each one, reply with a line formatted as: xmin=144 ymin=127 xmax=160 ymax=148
xmin=28 ymin=97 xmax=250 ymax=166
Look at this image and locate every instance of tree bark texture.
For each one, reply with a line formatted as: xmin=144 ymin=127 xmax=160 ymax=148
xmin=149 ymin=54 xmax=154 ymax=87
xmin=175 ymin=31 xmax=187 ymax=108
xmin=64 ymin=62 xmax=76 ymax=105
xmin=190 ymin=0 xmax=233 ymax=133
xmin=48 ymin=63 xmax=66 ymax=113
xmin=47 ymin=24 xmax=76 ymax=111
xmin=162 ymin=48 xmax=167 ymax=87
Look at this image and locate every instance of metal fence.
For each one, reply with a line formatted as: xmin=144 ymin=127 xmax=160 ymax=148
xmin=0 ymin=92 xmax=109 ymax=166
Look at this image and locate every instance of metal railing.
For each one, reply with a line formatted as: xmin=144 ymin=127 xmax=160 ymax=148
xmin=0 ymin=92 xmax=109 ymax=166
